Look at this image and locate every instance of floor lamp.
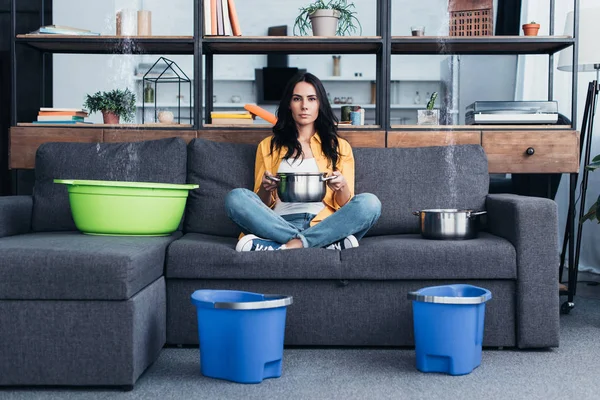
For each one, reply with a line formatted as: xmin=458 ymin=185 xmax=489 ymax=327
xmin=557 ymin=9 xmax=600 ymax=313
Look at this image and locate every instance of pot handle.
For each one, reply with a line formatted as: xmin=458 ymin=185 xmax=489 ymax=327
xmin=468 ymin=211 xmax=487 ymax=217
xmin=322 ymin=175 xmax=337 ymax=182
xmin=412 ymin=211 xmax=421 ymax=216
xmin=266 ymin=175 xmax=280 ymax=182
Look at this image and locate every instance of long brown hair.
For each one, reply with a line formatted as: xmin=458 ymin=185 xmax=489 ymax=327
xmin=271 ymin=72 xmax=341 ymax=169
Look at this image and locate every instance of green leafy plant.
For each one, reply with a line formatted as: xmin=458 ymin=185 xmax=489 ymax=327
xmin=426 ymin=92 xmax=438 ymax=110
xmin=581 ymin=154 xmax=600 ymax=223
xmin=293 ymin=0 xmax=362 ymax=36
xmin=83 ymin=88 xmax=136 ymax=122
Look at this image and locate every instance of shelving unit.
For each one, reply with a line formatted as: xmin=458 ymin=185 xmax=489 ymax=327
xmin=9 ymin=0 xmax=578 ymax=130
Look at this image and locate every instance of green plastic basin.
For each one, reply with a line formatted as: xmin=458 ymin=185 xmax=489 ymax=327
xmin=54 ymin=179 xmax=199 ymax=236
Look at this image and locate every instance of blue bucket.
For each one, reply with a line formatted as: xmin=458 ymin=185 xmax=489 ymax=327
xmin=407 ymin=284 xmax=492 ymax=376
xmin=191 ymin=290 xmax=293 ymax=384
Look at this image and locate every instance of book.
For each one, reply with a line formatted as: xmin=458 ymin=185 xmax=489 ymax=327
xmin=38 ymin=111 xmax=88 ymax=117
xmin=203 ymin=0 xmax=212 ymax=35
xmin=228 ymin=0 xmax=242 ymax=36
xmin=216 ymin=0 xmax=224 ymax=36
xmin=37 ymin=115 xmax=85 ymax=122
xmin=211 ymin=111 xmax=252 ymax=119
xmin=40 ymin=107 xmax=86 ymax=112
xmin=221 ymin=0 xmax=233 ymax=36
xmin=210 ymin=118 xmax=254 ymax=125
xmin=34 ymin=26 xmax=100 ymax=35
xmin=32 ymin=121 xmax=93 ymax=124
xmin=210 ymin=0 xmax=218 ymax=35
xmin=43 ymin=25 xmax=94 ymax=33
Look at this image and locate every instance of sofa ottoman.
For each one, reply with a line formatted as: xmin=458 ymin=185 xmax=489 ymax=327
xmin=0 ymin=138 xmax=187 ymax=388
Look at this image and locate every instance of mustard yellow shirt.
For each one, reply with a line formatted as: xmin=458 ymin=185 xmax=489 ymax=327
xmin=254 ymin=133 xmax=355 ymax=226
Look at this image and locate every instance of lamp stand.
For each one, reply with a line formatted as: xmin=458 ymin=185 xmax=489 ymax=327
xmin=559 ymin=66 xmax=600 ymax=313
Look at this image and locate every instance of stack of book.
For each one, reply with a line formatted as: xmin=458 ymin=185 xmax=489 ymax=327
xmin=29 ymin=25 xmax=100 ymax=36
xmin=204 ymin=0 xmax=241 ymax=36
xmin=211 ymin=111 xmax=253 ymax=125
xmin=34 ymin=108 xmax=90 ymax=124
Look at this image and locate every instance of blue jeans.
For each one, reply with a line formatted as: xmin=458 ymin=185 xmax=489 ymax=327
xmin=225 ymin=188 xmax=382 ymax=248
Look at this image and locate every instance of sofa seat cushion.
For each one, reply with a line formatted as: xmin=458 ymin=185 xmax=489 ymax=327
xmin=166 ymin=233 xmax=342 ymax=279
xmin=0 ymin=231 xmax=181 ymax=300
xmin=166 ymin=232 xmax=515 ymax=281
xmin=340 ymin=232 xmax=516 ymax=280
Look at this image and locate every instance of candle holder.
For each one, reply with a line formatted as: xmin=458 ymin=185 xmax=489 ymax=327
xmin=142 ymin=57 xmax=192 ymax=124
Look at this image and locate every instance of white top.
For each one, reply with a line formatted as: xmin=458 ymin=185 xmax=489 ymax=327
xmin=273 ymin=157 xmax=326 ymax=216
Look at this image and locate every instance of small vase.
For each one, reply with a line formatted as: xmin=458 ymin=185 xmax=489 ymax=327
xmin=158 ymin=111 xmax=175 ymax=124
xmin=417 ymin=109 xmax=439 ymax=125
xmin=522 ymin=24 xmax=540 ymax=36
xmin=102 ymin=111 xmax=120 ymax=124
xmin=332 ymin=55 xmax=341 ymax=76
xmin=414 ymin=91 xmax=421 ymax=105
xmin=144 ymin=83 xmax=154 ymax=103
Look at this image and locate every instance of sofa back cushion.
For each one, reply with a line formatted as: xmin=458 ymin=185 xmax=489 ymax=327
xmin=32 ymin=138 xmax=188 ymax=232
xmin=354 ymin=145 xmax=489 ymax=236
xmin=185 ymin=138 xmax=256 ymax=237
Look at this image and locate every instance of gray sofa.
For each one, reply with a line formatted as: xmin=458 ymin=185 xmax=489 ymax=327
xmin=0 ymin=137 xmax=559 ymax=388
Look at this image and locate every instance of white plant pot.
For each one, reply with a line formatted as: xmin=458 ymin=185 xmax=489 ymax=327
xmin=309 ymin=9 xmax=341 ymax=36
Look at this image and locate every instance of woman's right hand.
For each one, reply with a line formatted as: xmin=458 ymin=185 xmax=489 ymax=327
xmin=261 ymin=171 xmax=279 ymax=192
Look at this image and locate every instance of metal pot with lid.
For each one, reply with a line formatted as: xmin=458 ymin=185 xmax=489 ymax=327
xmin=412 ymin=209 xmax=487 ymax=240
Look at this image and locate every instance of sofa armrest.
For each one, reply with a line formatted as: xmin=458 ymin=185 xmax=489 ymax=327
xmin=0 ymin=196 xmax=33 ymax=238
xmin=486 ymin=193 xmax=559 ymax=348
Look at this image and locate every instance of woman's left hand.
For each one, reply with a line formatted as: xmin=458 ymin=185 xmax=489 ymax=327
xmin=326 ymin=171 xmax=347 ymax=192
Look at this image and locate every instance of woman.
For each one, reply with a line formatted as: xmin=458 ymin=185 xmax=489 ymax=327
xmin=225 ymin=72 xmax=381 ymax=251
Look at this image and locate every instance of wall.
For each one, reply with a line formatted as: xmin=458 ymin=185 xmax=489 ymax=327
xmin=52 ymin=0 xmax=511 ymax=124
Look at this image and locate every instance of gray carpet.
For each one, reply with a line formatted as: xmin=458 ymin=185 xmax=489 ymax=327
xmin=3 ymin=294 xmax=600 ymax=400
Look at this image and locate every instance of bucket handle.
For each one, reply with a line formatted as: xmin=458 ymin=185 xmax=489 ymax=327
xmin=407 ymin=292 xmax=491 ymax=304
xmin=213 ymin=294 xmax=293 ymax=310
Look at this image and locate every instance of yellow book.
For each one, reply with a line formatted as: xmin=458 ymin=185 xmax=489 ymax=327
xmin=211 ymin=118 xmax=254 ymax=125
xmin=211 ymin=112 xmax=252 ymax=119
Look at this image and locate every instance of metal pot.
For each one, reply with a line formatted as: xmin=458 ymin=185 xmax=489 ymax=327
xmin=412 ymin=209 xmax=487 ymax=240
xmin=268 ymin=173 xmax=336 ymax=203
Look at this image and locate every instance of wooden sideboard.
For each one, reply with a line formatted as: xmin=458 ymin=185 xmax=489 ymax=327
xmin=387 ymin=129 xmax=580 ymax=174
xmin=9 ymin=126 xmax=579 ymax=174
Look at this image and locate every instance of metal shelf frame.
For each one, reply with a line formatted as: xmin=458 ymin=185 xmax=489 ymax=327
xmin=10 ymin=0 xmax=578 ymax=131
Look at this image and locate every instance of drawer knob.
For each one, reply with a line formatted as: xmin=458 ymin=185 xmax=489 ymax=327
xmin=526 ymin=147 xmax=535 ymax=156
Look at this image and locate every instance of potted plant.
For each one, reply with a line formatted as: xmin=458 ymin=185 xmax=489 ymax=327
xmin=293 ymin=0 xmax=362 ymax=37
xmin=83 ymin=88 xmax=136 ymax=124
xmin=417 ymin=92 xmax=439 ymax=125
xmin=522 ymin=21 xmax=540 ymax=36
xmin=581 ymin=154 xmax=600 ymax=223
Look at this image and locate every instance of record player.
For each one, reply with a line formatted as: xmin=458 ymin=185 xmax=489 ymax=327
xmin=465 ymin=101 xmax=559 ymax=125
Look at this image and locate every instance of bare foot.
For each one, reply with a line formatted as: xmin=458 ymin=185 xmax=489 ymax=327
xmin=559 ymin=283 xmax=568 ymax=292
xmin=284 ymin=238 xmax=304 ymax=249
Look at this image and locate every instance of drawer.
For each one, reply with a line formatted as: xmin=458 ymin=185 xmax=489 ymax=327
xmin=482 ymin=130 xmax=580 ymax=173
xmin=387 ymin=131 xmax=481 ymax=148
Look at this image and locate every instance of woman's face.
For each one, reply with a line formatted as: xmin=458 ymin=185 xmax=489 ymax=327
xmin=289 ymin=81 xmax=320 ymax=128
